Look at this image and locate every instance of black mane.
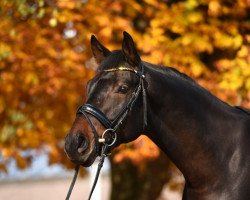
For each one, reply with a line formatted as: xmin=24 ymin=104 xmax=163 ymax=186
xmin=144 ymin=61 xmax=196 ymax=84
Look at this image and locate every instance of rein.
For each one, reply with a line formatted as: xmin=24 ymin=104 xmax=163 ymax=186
xmin=65 ymin=64 xmax=147 ymax=200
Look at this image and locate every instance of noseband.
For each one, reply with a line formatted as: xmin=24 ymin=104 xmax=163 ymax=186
xmin=66 ymin=63 xmax=147 ymax=200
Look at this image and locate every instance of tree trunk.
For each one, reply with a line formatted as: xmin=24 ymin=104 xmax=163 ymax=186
xmin=110 ymin=151 xmax=172 ymax=200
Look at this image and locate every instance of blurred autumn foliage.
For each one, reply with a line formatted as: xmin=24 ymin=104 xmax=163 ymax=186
xmin=0 ymin=0 xmax=249 ymax=181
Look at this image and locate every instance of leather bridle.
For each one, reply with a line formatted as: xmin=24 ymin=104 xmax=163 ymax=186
xmin=65 ymin=63 xmax=147 ymax=200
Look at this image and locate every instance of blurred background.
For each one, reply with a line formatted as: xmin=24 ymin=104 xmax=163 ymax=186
xmin=0 ymin=0 xmax=249 ymax=199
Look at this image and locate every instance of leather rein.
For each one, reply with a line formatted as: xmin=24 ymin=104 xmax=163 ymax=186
xmin=65 ymin=63 xmax=147 ymax=200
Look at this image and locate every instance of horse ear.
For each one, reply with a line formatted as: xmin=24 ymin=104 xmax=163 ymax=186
xmin=122 ymin=31 xmax=141 ymax=67
xmin=91 ymin=35 xmax=111 ymax=64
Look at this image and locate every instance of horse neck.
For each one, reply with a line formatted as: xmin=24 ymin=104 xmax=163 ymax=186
xmin=144 ymin=63 xmax=237 ymax=189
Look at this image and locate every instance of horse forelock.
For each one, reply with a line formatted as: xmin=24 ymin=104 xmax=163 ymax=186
xmin=98 ymin=50 xmax=126 ymax=71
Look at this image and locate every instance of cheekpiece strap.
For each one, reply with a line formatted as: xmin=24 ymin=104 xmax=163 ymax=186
xmin=103 ymin=63 xmax=148 ymax=130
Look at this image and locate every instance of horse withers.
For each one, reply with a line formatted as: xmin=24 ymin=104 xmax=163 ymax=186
xmin=64 ymin=32 xmax=250 ymax=200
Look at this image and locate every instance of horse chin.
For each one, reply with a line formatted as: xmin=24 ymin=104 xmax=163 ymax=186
xmin=69 ymin=142 xmax=98 ymax=167
xmin=80 ymin=146 xmax=98 ymax=167
xmin=81 ymin=154 xmax=97 ymax=167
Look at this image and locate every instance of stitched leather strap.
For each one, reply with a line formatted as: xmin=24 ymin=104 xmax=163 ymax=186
xmin=77 ymin=104 xmax=113 ymax=129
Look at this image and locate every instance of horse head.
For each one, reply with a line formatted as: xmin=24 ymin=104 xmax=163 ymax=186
xmin=64 ymin=32 xmax=147 ymax=167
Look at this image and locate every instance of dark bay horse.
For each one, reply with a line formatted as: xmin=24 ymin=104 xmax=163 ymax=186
xmin=64 ymin=32 xmax=250 ymax=199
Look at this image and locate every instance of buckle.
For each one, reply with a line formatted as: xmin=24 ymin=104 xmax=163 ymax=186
xmin=98 ymin=128 xmax=117 ymax=147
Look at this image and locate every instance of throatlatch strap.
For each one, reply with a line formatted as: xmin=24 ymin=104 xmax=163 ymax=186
xmin=142 ymin=79 xmax=147 ymax=129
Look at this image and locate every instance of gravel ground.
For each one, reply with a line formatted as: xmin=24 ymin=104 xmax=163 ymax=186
xmin=0 ymin=176 xmax=109 ymax=200
xmin=0 ymin=175 xmax=182 ymax=200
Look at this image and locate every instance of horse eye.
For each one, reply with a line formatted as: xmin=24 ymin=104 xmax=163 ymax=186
xmin=117 ymin=85 xmax=129 ymax=94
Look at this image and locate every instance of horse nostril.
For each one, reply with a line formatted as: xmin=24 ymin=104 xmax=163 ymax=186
xmin=77 ymin=134 xmax=88 ymax=154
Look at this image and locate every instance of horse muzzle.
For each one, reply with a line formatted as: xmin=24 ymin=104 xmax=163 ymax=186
xmin=64 ymin=133 xmax=97 ymax=167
